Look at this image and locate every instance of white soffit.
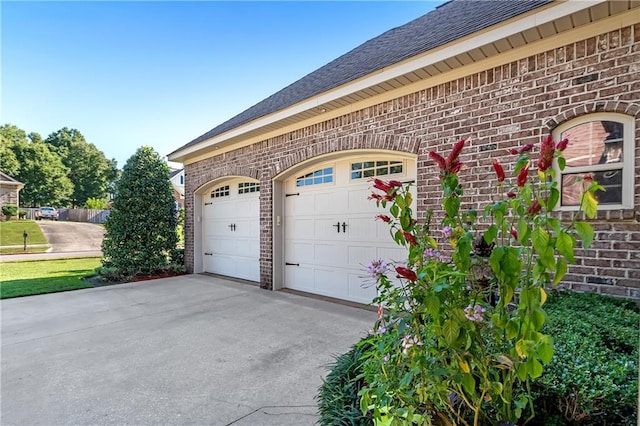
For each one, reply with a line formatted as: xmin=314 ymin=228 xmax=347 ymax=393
xmin=171 ymin=0 xmax=613 ymax=162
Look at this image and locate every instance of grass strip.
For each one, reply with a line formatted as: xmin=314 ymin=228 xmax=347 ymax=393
xmin=0 ymin=221 xmax=48 ymax=245
xmin=0 ymin=257 xmax=101 ymax=299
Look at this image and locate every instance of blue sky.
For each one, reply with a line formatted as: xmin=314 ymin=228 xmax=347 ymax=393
xmin=2 ymin=1 xmax=443 ymax=168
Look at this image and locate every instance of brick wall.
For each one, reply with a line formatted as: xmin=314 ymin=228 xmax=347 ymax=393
xmin=185 ymin=24 xmax=640 ymax=299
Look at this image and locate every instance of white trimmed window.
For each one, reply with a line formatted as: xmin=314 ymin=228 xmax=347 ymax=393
xmin=350 ymin=160 xmax=403 ymax=180
xmin=211 ymin=185 xmax=230 ymax=198
xmin=238 ymin=182 xmax=260 ymax=194
xmin=554 ymin=113 xmax=635 ymax=210
xmin=296 ymin=167 xmax=333 ymax=187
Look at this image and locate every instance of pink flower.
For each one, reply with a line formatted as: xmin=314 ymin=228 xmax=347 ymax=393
xmin=556 ymin=138 xmax=569 ymax=152
xmin=403 ymin=231 xmax=417 ymax=246
xmin=395 ymin=266 xmax=417 ymax=282
xmin=442 ymin=226 xmax=454 ymax=238
xmin=538 ymin=135 xmax=556 ymax=172
xmin=366 ymin=260 xmax=388 ymax=278
xmin=517 ymin=165 xmax=529 ymax=187
xmin=527 ymin=199 xmax=542 ymax=217
xmin=376 ymin=214 xmax=391 ymax=223
xmin=510 ymin=227 xmax=518 ymax=240
xmin=372 ymin=178 xmax=393 ymax=193
xmin=429 ymin=151 xmax=447 ymax=171
xmin=464 ymin=305 xmax=487 ymax=322
xmin=388 ymin=180 xmax=403 ymax=188
xmin=492 ymin=160 xmax=506 ymax=182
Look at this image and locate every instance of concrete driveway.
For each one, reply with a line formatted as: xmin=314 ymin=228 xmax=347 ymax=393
xmin=1 ymin=274 xmax=375 ymax=425
xmin=37 ymin=221 xmax=105 ymax=252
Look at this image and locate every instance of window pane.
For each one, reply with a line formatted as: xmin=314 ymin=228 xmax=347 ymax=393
xmin=324 ymin=168 xmax=333 ymax=175
xmin=323 ymin=176 xmax=332 ymax=183
xmin=363 ymin=169 xmax=375 ymax=178
xmin=390 ymin=165 xmax=403 ymax=174
xmin=561 ymin=121 xmax=624 ymax=167
xmin=305 ymin=178 xmax=313 ymax=185
xmin=561 ymin=171 xmax=622 ymax=206
xmin=376 ymin=161 xmax=388 ymax=166
xmin=351 ymin=171 xmax=361 ymax=179
xmin=364 ymin=161 xmax=375 ymax=168
xmin=351 ymin=163 xmax=362 ymax=171
xmin=377 ymin=167 xmax=389 ymax=176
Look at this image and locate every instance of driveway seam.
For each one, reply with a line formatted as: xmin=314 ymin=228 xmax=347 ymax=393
xmin=225 ymin=405 xmax=317 ymax=425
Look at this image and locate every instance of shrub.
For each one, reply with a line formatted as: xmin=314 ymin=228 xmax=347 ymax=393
xmin=95 ymin=266 xmax=132 ymax=282
xmin=84 ymin=197 xmax=107 ymax=209
xmin=2 ymin=204 xmax=18 ymax=220
xmin=530 ymin=291 xmax=639 ymax=425
xmin=18 ymin=210 xmax=27 ymax=219
xmin=317 ymin=291 xmax=640 ymax=426
xmin=169 ymin=247 xmax=184 ymax=265
xmin=318 ymin=342 xmax=373 ymax=426
xmin=101 ymin=146 xmax=178 ymax=279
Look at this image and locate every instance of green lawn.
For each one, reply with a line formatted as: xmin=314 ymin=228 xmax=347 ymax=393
xmin=0 ymin=258 xmax=101 ymax=299
xmin=0 ymin=247 xmax=49 ymax=255
xmin=0 ymin=220 xmax=48 ymax=245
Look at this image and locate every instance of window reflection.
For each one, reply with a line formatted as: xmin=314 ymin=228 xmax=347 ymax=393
xmin=561 ymin=121 xmax=623 ymax=167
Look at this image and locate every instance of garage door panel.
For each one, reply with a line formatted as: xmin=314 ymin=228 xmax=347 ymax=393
xmin=286 ymin=194 xmax=315 ymax=215
xmin=347 ymin=245 xmax=376 ymax=269
xmin=284 ymin=156 xmax=414 ymax=304
xmin=288 ymin=241 xmax=314 ymax=262
xmin=314 ymin=243 xmax=345 ymax=267
xmin=202 ymin=181 xmax=260 ymax=282
xmin=347 ymin=188 xmax=374 ymax=213
xmin=348 ymin=273 xmax=377 ymax=303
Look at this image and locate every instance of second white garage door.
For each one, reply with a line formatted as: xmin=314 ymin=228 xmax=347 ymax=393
xmin=284 ymin=157 xmax=415 ymax=304
xmin=202 ymin=178 xmax=260 ymax=282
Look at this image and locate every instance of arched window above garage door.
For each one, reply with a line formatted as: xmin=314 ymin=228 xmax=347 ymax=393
xmin=350 ymin=160 xmax=403 ymax=180
xmin=296 ymin=167 xmax=334 ymax=187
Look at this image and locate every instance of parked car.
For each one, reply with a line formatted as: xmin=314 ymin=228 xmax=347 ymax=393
xmin=36 ymin=207 xmax=59 ymax=221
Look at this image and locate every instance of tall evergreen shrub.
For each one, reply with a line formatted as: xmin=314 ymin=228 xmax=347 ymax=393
xmin=101 ymin=146 xmax=178 ymax=278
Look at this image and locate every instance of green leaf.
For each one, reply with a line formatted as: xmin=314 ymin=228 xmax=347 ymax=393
xmin=557 ymin=156 xmax=566 ymax=171
xmin=528 ymin=358 xmax=543 ymax=378
xmin=531 ymin=308 xmax=546 ymax=330
xmin=399 ymin=371 xmax=414 ymax=387
xmin=424 ymin=295 xmax=440 ymax=317
xmin=575 ymin=221 xmax=595 ymax=249
xmin=389 ymin=204 xmax=399 ymax=218
xmin=461 ymin=373 xmax=476 ymax=396
xmin=553 ymin=257 xmax=567 ymax=285
xmin=442 ymin=320 xmax=460 ymax=346
xmin=532 ymin=227 xmax=550 ymax=256
xmin=516 ymin=219 xmax=529 ymax=245
xmin=484 ymin=225 xmax=498 ymax=244
xmin=547 ymin=187 xmax=560 ymax=210
xmin=538 ymin=341 xmax=554 ymax=364
xmin=581 ymin=191 xmax=598 ymax=219
xmin=556 ymin=231 xmax=575 ymax=263
xmin=443 ymin=196 xmax=460 ymax=219
xmin=400 ymin=210 xmax=411 ymax=230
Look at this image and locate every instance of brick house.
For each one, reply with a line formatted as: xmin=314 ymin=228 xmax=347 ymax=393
xmin=0 ymin=172 xmax=24 ymax=215
xmin=169 ymin=0 xmax=640 ymax=301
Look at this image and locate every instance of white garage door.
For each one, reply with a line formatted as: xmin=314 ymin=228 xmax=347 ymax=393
xmin=284 ymin=157 xmax=414 ymax=304
xmin=202 ymin=179 xmax=260 ymax=282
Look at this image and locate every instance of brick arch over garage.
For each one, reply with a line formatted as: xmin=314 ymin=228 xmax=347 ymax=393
xmin=190 ymin=165 xmax=261 ymax=194
xmin=544 ymin=101 xmax=640 ymax=131
xmin=266 ymin=133 xmax=421 ymax=178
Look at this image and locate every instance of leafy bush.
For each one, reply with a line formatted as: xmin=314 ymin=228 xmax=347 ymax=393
xmin=169 ymin=248 xmax=184 ymax=265
xmin=95 ymin=266 xmax=132 ymax=282
xmin=530 ymin=291 xmax=639 ymax=425
xmin=2 ymin=204 xmax=18 ymax=220
xmin=101 ymin=146 xmax=178 ymax=279
xmin=318 ymin=342 xmax=373 ymax=426
xmin=317 ymin=291 xmax=639 ymax=426
xmin=18 ymin=210 xmax=27 ymax=219
xmin=84 ymin=197 xmax=107 ymax=209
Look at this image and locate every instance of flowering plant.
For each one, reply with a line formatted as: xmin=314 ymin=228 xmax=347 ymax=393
xmin=359 ymin=136 xmax=600 ymax=425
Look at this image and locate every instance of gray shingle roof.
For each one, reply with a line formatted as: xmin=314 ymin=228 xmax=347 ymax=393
xmin=176 ymin=0 xmax=552 ymax=152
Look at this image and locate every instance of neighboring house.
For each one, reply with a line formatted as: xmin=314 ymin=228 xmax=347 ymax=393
xmin=169 ymin=0 xmax=640 ymax=302
xmin=169 ymin=168 xmax=185 ymax=210
xmin=0 ymin=172 xmax=24 ymax=211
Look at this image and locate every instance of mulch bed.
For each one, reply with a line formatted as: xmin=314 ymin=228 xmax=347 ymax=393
xmin=84 ymin=271 xmax=187 ymax=287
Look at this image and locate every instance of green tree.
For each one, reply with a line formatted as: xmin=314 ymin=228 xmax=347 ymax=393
xmin=84 ymin=197 xmax=108 ymax=209
xmin=0 ymin=124 xmax=73 ymax=207
xmin=45 ymin=128 xmax=118 ymax=207
xmin=101 ymin=146 xmax=178 ymax=278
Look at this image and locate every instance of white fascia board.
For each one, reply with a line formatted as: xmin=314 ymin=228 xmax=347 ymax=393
xmin=169 ymin=0 xmax=605 ymax=161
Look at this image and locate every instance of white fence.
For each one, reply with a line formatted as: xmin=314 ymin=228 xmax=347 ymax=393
xmin=22 ymin=208 xmax=110 ymax=223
